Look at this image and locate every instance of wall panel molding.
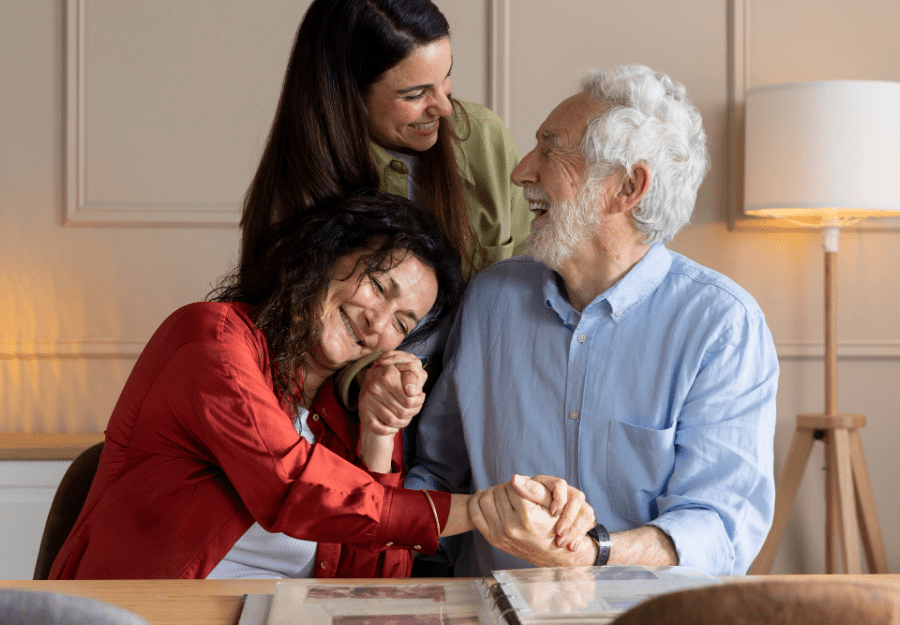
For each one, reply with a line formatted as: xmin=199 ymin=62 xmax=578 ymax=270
xmin=3 ymin=339 xmax=900 ymax=360
xmin=64 ymin=0 xmax=260 ymax=227
xmin=488 ymin=0 xmax=511 ymax=126
xmin=1 ymin=340 xmax=145 ymax=359
xmin=774 ymin=341 xmax=900 ymax=360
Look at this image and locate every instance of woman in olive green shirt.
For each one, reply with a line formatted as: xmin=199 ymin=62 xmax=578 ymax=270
xmin=239 ymin=0 xmax=530 ymax=279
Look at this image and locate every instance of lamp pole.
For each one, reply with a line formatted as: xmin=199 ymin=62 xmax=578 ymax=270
xmin=749 ymin=227 xmax=887 ymax=574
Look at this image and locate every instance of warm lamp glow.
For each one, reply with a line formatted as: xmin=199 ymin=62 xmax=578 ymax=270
xmin=744 ymin=80 xmax=900 ymax=227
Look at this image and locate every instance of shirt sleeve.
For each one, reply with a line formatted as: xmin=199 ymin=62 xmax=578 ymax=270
xmin=151 ymin=312 xmax=445 ymax=555
xmin=456 ymin=102 xmax=532 ymax=273
xmin=405 ymin=296 xmax=474 ymax=495
xmin=647 ymin=309 xmax=778 ymax=574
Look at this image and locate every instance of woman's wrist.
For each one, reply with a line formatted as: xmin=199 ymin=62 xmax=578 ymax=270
xmin=358 ymin=430 xmax=394 ymax=473
xmin=441 ymin=493 xmax=475 ymax=537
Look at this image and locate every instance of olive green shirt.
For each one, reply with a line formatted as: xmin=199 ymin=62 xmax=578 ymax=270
xmin=371 ymin=100 xmax=531 ymax=275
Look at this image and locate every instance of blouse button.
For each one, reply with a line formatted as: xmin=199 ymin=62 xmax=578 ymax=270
xmin=319 ymin=561 xmax=327 ymax=569
xmin=389 ymin=160 xmax=409 ymax=174
xmin=311 ymin=413 xmax=320 ymax=421
xmin=413 ymin=545 xmax=422 ymax=550
xmin=385 ymin=542 xmax=394 ymax=547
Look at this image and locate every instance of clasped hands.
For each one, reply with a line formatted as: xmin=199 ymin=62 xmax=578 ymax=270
xmin=357 ymin=351 xmax=597 ymax=567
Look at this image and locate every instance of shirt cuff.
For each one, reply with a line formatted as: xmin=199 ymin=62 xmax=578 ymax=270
xmin=648 ymin=508 xmax=735 ymax=574
xmin=376 ymin=487 xmax=451 ymax=555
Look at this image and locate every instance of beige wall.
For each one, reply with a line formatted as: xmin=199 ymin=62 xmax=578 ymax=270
xmin=1 ymin=0 xmax=898 ymax=575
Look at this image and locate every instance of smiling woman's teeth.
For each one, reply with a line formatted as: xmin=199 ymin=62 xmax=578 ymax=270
xmin=411 ymin=120 xmax=437 ymax=130
xmin=340 ymin=310 xmax=362 ymax=345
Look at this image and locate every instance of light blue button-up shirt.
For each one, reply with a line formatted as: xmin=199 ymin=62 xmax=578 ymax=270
xmin=406 ymin=244 xmax=778 ymax=576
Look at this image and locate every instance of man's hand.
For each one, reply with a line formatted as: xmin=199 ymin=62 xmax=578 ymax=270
xmin=468 ymin=476 xmax=598 ymax=567
xmin=511 ymin=475 xmax=595 ymax=551
xmin=357 ymin=351 xmax=427 ymax=436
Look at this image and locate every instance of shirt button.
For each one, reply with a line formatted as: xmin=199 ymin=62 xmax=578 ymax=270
xmin=615 ymin=311 xmax=623 ymax=316
xmin=568 ymin=411 xmax=579 ymax=420
xmin=577 ymin=334 xmax=587 ymax=343
xmin=389 ymin=160 xmax=409 ymax=174
xmin=311 ymin=413 xmax=320 ymax=421
xmin=319 ymin=561 xmax=327 ymax=569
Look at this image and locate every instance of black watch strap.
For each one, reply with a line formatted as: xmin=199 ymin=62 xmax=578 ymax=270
xmin=587 ymin=523 xmax=612 ymax=566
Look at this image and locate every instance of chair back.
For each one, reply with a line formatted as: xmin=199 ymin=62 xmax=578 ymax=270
xmin=610 ymin=578 xmax=900 ymax=625
xmin=32 ymin=441 xmax=104 ymax=580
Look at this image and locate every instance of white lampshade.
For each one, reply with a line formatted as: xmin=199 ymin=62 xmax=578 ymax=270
xmin=744 ymin=80 xmax=900 ymax=224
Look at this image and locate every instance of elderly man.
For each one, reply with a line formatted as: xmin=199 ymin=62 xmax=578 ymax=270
xmin=406 ymin=65 xmax=778 ymax=576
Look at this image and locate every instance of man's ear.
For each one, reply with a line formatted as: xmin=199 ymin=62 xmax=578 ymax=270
xmin=608 ymin=163 xmax=651 ymax=214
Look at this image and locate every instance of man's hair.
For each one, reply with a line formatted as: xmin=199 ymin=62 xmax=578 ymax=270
xmin=579 ymin=65 xmax=709 ymax=244
xmin=213 ymin=190 xmax=464 ymax=408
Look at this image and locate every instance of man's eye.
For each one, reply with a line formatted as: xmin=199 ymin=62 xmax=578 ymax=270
xmin=396 ymin=317 xmax=409 ymax=335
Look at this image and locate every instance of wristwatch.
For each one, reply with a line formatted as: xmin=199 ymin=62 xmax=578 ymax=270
xmin=587 ymin=523 xmax=612 ymax=566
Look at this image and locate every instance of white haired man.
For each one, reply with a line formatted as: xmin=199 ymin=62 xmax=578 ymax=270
xmin=406 ymin=65 xmax=778 ymax=576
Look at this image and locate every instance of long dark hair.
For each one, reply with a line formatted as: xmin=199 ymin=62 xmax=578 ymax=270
xmin=239 ymin=0 xmax=479 ymax=276
xmin=213 ymin=191 xmax=463 ymax=408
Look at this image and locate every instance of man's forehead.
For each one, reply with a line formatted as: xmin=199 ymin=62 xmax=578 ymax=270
xmin=536 ymin=92 xmax=608 ymax=148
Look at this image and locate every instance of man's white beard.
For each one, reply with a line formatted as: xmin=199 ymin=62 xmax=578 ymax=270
xmin=526 ymin=183 xmax=602 ymax=270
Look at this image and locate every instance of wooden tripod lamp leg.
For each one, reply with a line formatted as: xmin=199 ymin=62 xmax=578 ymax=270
xmin=748 ymin=424 xmax=816 ymax=574
xmin=849 ymin=429 xmax=890 ymax=573
xmin=828 ymin=427 xmax=861 ymax=573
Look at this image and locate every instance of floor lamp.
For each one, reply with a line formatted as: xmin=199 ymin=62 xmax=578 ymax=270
xmin=742 ymin=81 xmax=900 ymax=574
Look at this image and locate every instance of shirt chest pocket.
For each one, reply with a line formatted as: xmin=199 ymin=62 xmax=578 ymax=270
xmin=605 ymin=419 xmax=676 ymax=524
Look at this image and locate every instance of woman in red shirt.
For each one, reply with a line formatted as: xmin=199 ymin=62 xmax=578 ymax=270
xmin=51 ymin=192 xmax=476 ymax=579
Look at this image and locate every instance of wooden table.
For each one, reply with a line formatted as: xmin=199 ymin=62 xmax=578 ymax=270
xmin=3 ymin=576 xmax=900 ymax=625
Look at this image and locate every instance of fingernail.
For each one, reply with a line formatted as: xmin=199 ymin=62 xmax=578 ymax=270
xmin=512 ymin=474 xmax=525 ymax=486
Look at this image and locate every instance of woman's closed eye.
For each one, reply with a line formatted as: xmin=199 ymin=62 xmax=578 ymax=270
xmin=404 ymin=91 xmax=426 ymax=101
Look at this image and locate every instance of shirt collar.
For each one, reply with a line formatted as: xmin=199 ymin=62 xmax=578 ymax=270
xmin=369 ymin=114 xmax=475 ymax=186
xmin=542 ymin=243 xmax=673 ymax=325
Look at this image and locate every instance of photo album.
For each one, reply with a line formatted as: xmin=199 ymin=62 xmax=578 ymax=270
xmin=239 ymin=565 xmax=720 ymax=625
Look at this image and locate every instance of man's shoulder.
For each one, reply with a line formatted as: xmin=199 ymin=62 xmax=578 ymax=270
xmin=455 ymin=256 xmax=549 ymax=320
xmin=666 ymin=252 xmax=764 ymax=318
xmin=469 ymin=255 xmax=549 ymax=294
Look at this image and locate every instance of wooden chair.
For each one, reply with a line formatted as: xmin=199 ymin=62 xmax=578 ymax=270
xmin=610 ymin=579 xmax=900 ymax=625
xmin=32 ymin=442 xmax=104 ymax=580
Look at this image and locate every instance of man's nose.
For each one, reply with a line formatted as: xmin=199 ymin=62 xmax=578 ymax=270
xmin=511 ymin=148 xmax=538 ymax=187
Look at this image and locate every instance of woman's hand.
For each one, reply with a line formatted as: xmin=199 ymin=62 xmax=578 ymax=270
xmin=358 ymin=350 xmax=428 ymax=436
xmin=510 ymin=474 xmax=595 ymax=551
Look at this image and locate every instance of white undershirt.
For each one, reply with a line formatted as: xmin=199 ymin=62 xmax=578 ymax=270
xmin=206 ymin=408 xmax=318 ymax=579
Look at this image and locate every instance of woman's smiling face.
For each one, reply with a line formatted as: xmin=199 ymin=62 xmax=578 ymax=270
xmin=364 ymin=37 xmax=453 ymax=153
xmin=310 ymin=250 xmax=438 ymax=373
